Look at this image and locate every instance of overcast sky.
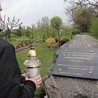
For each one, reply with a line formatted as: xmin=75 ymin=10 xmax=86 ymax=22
xmin=1 ymin=0 xmax=69 ymax=26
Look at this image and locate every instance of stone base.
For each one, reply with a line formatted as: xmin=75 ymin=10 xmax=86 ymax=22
xmin=44 ymin=35 xmax=98 ymax=98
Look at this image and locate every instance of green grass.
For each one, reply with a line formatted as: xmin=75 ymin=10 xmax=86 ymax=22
xmin=16 ymin=49 xmax=29 ymax=73
xmin=9 ymin=36 xmax=58 ymax=76
xmin=9 ymin=29 xmax=98 ymax=97
xmin=16 ymin=42 xmax=58 ymax=98
xmin=16 ymin=42 xmax=58 ymax=76
xmin=35 ymin=43 xmax=58 ymax=76
xmin=10 ymin=36 xmax=30 ymax=46
xmin=10 ymin=36 xmax=58 ymax=98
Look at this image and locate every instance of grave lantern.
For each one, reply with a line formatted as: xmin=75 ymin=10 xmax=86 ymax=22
xmin=23 ymin=47 xmax=41 ymax=78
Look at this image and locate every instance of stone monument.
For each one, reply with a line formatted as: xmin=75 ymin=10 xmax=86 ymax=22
xmin=44 ymin=35 xmax=98 ymax=98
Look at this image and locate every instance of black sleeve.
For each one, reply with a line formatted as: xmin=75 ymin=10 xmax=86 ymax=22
xmin=0 ymin=39 xmax=36 ymax=98
xmin=6 ymin=69 xmax=36 ymax=98
xmin=20 ymin=80 xmax=36 ymax=98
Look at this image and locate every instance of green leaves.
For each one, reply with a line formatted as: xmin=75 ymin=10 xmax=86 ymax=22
xmin=90 ymin=18 xmax=98 ymax=36
xmin=50 ymin=16 xmax=62 ymax=30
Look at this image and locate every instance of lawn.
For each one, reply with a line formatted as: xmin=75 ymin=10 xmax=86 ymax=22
xmin=16 ymin=42 xmax=58 ymax=76
xmin=9 ymin=36 xmax=58 ymax=97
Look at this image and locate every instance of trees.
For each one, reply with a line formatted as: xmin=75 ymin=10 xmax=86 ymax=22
xmin=36 ymin=16 xmax=50 ymax=42
xmin=64 ymin=0 xmax=98 ymax=10
xmin=90 ymin=18 xmax=98 ymax=36
xmin=50 ymin=16 xmax=62 ymax=44
xmin=64 ymin=0 xmax=98 ymax=32
xmin=72 ymin=6 xmax=93 ymax=32
xmin=0 ymin=15 xmax=22 ymax=40
xmin=41 ymin=16 xmax=50 ymax=39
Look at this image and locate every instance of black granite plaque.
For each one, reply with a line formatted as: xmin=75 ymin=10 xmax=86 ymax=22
xmin=52 ymin=48 xmax=98 ymax=79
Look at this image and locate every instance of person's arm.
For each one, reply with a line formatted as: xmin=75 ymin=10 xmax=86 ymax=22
xmin=20 ymin=75 xmax=42 ymax=98
xmin=0 ymin=39 xmax=42 ymax=98
xmin=7 ymin=69 xmax=41 ymax=98
xmin=20 ymin=80 xmax=36 ymax=98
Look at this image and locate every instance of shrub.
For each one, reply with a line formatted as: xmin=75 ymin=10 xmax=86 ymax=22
xmin=60 ymin=37 xmax=69 ymax=45
xmin=54 ymin=38 xmax=59 ymax=43
xmin=45 ymin=38 xmax=56 ymax=46
xmin=13 ymin=29 xmax=22 ymax=37
xmin=72 ymin=30 xmax=80 ymax=35
xmin=90 ymin=18 xmax=98 ymax=36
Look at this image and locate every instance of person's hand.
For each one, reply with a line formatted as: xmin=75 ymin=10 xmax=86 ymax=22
xmin=25 ymin=75 xmax=42 ymax=88
xmin=21 ymin=73 xmax=26 ymax=77
xmin=21 ymin=73 xmax=26 ymax=83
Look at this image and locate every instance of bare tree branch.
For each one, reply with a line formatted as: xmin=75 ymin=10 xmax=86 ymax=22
xmin=0 ymin=15 xmax=22 ymax=40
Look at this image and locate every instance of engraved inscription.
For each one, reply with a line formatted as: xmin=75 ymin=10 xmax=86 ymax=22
xmin=57 ymin=64 xmax=94 ymax=76
xmin=52 ymin=48 xmax=98 ymax=79
xmin=63 ymin=51 xmax=94 ymax=61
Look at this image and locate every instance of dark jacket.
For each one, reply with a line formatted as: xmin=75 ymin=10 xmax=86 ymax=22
xmin=0 ymin=39 xmax=36 ymax=98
